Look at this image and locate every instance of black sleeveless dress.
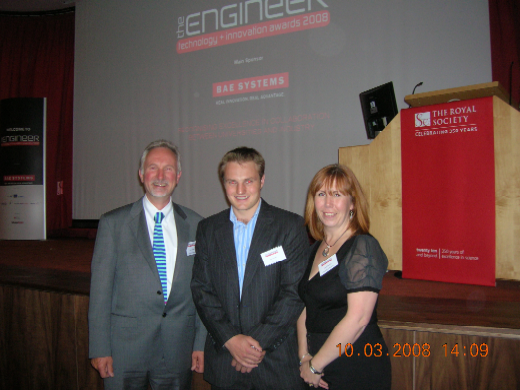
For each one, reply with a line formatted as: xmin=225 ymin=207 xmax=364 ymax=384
xmin=298 ymin=235 xmax=391 ymax=390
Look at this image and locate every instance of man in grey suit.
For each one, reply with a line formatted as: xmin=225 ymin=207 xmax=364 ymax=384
xmin=191 ymin=147 xmax=309 ymax=390
xmin=89 ymin=140 xmax=206 ymax=390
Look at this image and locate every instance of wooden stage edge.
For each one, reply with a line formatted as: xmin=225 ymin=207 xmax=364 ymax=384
xmin=1 ymin=238 xmax=520 ymax=330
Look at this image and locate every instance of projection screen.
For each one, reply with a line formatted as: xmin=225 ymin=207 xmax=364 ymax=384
xmin=73 ymin=0 xmax=491 ymax=219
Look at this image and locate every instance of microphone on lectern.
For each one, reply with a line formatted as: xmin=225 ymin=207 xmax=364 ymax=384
xmin=408 ymin=82 xmax=423 ymax=107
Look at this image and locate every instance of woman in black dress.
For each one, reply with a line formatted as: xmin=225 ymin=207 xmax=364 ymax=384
xmin=298 ymin=164 xmax=391 ymax=390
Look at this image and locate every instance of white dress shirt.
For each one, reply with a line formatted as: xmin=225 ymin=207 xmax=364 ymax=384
xmin=142 ymin=195 xmax=178 ymax=301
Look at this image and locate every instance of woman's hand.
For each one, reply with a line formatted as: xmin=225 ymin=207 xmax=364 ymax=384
xmin=299 ymin=353 xmax=312 ymax=365
xmin=300 ymin=360 xmax=329 ymax=389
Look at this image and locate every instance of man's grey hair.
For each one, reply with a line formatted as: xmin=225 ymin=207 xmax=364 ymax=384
xmin=139 ymin=140 xmax=181 ymax=173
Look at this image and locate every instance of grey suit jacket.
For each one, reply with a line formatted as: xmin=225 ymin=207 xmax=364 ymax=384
xmin=191 ymin=200 xmax=309 ymax=389
xmin=88 ymin=198 xmax=206 ymax=373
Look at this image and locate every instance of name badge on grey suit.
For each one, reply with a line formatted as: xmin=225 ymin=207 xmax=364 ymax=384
xmin=186 ymin=241 xmax=196 ymax=256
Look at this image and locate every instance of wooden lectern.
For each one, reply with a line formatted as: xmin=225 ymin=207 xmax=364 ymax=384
xmin=339 ymin=82 xmax=520 ymax=281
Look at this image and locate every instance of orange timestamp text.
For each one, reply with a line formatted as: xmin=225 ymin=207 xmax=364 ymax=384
xmin=335 ymin=342 xmax=489 ymax=358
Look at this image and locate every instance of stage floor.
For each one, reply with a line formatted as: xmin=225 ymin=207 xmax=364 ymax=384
xmin=0 ymin=239 xmax=93 ymax=294
xmin=1 ymin=239 xmax=520 ymax=329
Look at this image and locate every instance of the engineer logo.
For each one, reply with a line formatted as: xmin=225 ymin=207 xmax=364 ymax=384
xmin=415 ymin=112 xmax=430 ymax=127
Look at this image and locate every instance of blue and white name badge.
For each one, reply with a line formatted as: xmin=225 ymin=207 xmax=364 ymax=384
xmin=318 ymin=254 xmax=338 ymax=276
xmin=186 ymin=241 xmax=196 ymax=256
xmin=261 ymin=246 xmax=287 ymax=266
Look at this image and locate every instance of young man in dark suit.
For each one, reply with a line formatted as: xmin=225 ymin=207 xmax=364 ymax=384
xmin=192 ymin=147 xmax=309 ymax=390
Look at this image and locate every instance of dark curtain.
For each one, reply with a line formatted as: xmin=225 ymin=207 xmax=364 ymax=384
xmin=0 ymin=11 xmax=74 ymax=236
xmin=489 ymin=0 xmax=520 ymax=106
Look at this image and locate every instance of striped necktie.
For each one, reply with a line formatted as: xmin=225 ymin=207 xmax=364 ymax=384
xmin=153 ymin=212 xmax=168 ymax=304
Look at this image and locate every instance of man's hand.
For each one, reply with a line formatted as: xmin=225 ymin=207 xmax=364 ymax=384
xmin=191 ymin=351 xmax=204 ymax=373
xmin=91 ymin=356 xmax=114 ymax=379
xmin=224 ymin=335 xmax=265 ymax=370
xmin=231 ymin=355 xmax=265 ymax=374
xmin=231 ymin=358 xmax=253 ymax=373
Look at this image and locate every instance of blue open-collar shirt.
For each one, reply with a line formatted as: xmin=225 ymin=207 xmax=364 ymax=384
xmin=230 ymin=198 xmax=262 ymax=299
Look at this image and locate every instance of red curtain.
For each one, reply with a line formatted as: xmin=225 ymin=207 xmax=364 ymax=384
xmin=0 ymin=12 xmax=74 ymax=236
xmin=489 ymin=0 xmax=520 ymax=106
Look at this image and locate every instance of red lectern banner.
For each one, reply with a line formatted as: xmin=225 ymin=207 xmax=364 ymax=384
xmin=401 ymin=97 xmax=495 ymax=286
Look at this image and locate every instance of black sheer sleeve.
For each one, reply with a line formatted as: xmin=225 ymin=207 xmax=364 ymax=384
xmin=338 ymin=235 xmax=388 ymax=292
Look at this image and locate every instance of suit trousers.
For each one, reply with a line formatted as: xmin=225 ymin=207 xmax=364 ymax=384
xmin=211 ymin=385 xmax=300 ymax=390
xmin=103 ymin=357 xmax=192 ymax=390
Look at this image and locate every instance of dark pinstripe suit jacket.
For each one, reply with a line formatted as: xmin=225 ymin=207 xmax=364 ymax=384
xmin=191 ymin=200 xmax=309 ymax=390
